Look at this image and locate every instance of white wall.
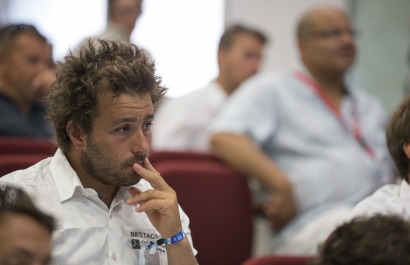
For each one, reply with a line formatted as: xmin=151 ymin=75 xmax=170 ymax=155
xmin=352 ymin=0 xmax=410 ymax=114
xmin=5 ymin=0 xmax=224 ymax=98
xmin=133 ymin=0 xmax=225 ymax=97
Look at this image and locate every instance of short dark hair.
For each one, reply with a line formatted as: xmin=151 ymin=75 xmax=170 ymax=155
xmin=0 ymin=23 xmax=48 ymax=53
xmin=0 ymin=184 xmax=54 ymax=234
xmin=48 ymin=39 xmax=166 ymax=152
xmin=386 ymin=95 xmax=410 ymax=180
xmin=314 ymin=215 xmax=410 ymax=265
xmin=218 ymin=24 xmax=267 ymax=51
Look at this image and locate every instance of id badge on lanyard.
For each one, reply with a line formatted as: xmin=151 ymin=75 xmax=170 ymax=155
xmin=294 ymin=70 xmax=375 ymax=159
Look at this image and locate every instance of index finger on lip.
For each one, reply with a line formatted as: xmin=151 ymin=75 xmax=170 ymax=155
xmin=133 ymin=158 xmax=169 ymax=191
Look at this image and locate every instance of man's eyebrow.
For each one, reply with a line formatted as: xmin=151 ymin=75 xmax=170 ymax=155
xmin=114 ymin=114 xmax=155 ymax=124
xmin=145 ymin=114 xmax=155 ymax=120
xmin=114 ymin=117 xmax=137 ymax=124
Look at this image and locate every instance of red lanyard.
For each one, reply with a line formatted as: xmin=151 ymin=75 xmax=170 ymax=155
xmin=294 ymin=70 xmax=375 ymax=159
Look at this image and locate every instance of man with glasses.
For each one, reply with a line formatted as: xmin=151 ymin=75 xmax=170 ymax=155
xmin=0 ymin=24 xmax=54 ymax=138
xmin=210 ymin=5 xmax=395 ymax=254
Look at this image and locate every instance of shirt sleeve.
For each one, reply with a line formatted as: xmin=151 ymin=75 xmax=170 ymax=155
xmin=179 ymin=205 xmax=198 ymax=256
xmin=209 ymin=72 xmax=280 ymax=146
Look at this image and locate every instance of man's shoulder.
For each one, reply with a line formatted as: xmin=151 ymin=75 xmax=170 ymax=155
xmin=1 ymin=157 xmax=52 ymax=187
xmin=349 ymin=84 xmax=385 ymax=108
xmin=157 ymin=83 xmax=220 ymax=112
xmin=350 ymin=183 xmax=402 ymax=218
xmin=176 ymin=83 xmax=220 ymax=101
xmin=0 ymin=93 xmax=20 ymax=115
xmin=250 ymin=70 xmax=290 ymax=83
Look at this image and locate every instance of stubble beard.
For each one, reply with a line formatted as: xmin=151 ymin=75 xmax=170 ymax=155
xmin=81 ymin=139 xmax=147 ymax=186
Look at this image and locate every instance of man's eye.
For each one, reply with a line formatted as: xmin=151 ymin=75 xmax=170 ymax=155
xmin=142 ymin=122 xmax=152 ymax=131
xmin=118 ymin=125 xmax=131 ymax=132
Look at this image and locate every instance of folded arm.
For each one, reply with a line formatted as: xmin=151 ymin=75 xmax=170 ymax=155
xmin=211 ymin=132 xmax=297 ymax=230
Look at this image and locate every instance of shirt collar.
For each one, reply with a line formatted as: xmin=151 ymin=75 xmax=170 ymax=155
xmin=50 ymin=149 xmax=154 ymax=203
xmin=293 ymin=63 xmax=355 ymax=95
xmin=211 ymin=80 xmax=229 ymax=97
xmin=50 ymin=149 xmax=85 ymax=202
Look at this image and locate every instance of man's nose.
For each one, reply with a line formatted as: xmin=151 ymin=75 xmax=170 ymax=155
xmin=131 ymin=129 xmax=150 ymax=153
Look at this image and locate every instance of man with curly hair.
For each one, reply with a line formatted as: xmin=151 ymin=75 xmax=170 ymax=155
xmin=1 ymin=39 xmax=197 ymax=265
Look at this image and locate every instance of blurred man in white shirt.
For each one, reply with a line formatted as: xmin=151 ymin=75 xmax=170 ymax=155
xmin=152 ymin=24 xmax=267 ymax=153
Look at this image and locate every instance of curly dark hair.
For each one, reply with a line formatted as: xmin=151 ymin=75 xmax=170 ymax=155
xmin=47 ymin=39 xmax=166 ymax=152
xmin=314 ymin=215 xmax=410 ymax=265
xmin=218 ymin=24 xmax=267 ymax=51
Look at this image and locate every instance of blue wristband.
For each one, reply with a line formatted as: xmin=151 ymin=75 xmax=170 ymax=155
xmin=157 ymin=231 xmax=186 ymax=246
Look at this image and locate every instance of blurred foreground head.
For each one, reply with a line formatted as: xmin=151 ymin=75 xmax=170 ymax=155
xmin=0 ymin=184 xmax=54 ymax=265
xmin=315 ymin=214 xmax=410 ymax=265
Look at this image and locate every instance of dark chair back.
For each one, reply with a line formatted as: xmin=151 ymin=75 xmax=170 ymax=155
xmin=150 ymin=151 xmax=253 ymax=265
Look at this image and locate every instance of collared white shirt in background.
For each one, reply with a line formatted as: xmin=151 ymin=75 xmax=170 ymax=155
xmin=152 ymin=81 xmax=227 ymax=153
xmin=1 ymin=149 xmax=196 ymax=265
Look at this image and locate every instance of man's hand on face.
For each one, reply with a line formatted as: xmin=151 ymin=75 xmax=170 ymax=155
xmin=126 ymin=158 xmax=182 ymax=238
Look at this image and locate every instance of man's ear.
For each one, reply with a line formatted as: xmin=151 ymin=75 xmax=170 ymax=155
xmin=403 ymin=143 xmax=410 ymax=160
xmin=217 ymin=48 xmax=225 ymax=67
xmin=66 ymin=120 xmax=87 ymax=151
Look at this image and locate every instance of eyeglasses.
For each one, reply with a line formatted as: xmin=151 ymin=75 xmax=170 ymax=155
xmin=307 ymin=28 xmax=358 ymax=39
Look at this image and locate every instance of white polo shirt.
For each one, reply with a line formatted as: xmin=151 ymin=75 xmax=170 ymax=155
xmin=1 ymin=149 xmax=196 ymax=265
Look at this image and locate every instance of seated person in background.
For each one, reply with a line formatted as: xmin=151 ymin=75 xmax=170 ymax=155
xmin=73 ymin=0 xmax=143 ymax=55
xmin=1 ymin=40 xmax=197 ymax=265
xmin=350 ymin=95 xmax=410 ymax=218
xmin=0 ymin=184 xmax=54 ymax=265
xmin=210 ymin=5 xmax=395 ymax=254
xmin=152 ymin=24 xmax=267 ymax=153
xmin=0 ymin=23 xmax=55 ymax=138
xmin=314 ymin=215 xmax=410 ymax=265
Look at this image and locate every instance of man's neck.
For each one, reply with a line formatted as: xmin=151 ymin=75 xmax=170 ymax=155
xmin=216 ymin=75 xmax=238 ymax=95
xmin=305 ymin=64 xmax=347 ymax=107
xmin=66 ymin=151 xmax=118 ymax=208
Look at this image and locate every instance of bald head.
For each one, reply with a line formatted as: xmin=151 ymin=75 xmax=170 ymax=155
xmin=296 ymin=5 xmax=356 ymax=75
xmin=297 ymin=6 xmax=349 ymax=42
